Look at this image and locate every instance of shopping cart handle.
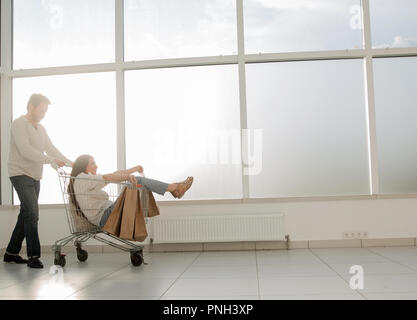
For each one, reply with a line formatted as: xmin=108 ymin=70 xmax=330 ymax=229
xmin=137 ymin=184 xmax=143 ymax=188
xmin=51 ymin=162 xmax=72 ymax=171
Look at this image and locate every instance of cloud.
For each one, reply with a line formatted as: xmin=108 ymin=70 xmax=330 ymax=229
xmin=392 ymin=35 xmax=414 ymax=48
xmin=374 ymin=35 xmax=417 ymax=49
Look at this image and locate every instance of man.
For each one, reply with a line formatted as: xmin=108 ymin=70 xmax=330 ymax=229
xmin=4 ymin=94 xmax=73 ymax=269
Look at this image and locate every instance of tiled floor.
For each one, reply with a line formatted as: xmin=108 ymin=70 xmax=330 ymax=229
xmin=2 ymin=246 xmax=417 ymax=300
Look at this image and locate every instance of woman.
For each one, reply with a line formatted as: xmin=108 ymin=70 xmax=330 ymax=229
xmin=68 ymin=154 xmax=193 ymax=228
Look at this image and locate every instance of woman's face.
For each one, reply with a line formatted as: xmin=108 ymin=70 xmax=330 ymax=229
xmin=85 ymin=157 xmax=98 ymax=175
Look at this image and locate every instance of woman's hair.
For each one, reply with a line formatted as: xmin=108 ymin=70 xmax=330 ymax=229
xmin=67 ymin=154 xmax=93 ymax=217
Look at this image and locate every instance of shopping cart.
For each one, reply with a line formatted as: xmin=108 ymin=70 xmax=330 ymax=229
xmin=52 ymin=168 xmax=149 ymax=268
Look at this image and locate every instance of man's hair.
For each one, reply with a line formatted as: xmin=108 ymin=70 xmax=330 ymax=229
xmin=27 ymin=93 xmax=51 ymax=110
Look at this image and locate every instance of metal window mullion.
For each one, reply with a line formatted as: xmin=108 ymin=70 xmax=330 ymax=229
xmin=372 ymin=47 xmax=417 ymax=58
xmin=5 ymin=48 xmax=417 ymax=79
xmin=236 ymin=0 xmax=249 ymax=199
xmin=1 ymin=0 xmax=13 ymax=205
xmin=245 ymin=50 xmax=367 ymax=63
xmin=362 ymin=0 xmax=379 ymax=195
xmin=115 ymin=0 xmax=126 ymax=172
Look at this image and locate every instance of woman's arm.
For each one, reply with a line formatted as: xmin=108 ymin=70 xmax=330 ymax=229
xmin=102 ymin=172 xmax=137 ymax=185
xmin=112 ymin=165 xmax=143 ymax=176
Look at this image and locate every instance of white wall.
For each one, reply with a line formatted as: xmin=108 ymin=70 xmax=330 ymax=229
xmin=1 ymin=197 xmax=417 ymax=248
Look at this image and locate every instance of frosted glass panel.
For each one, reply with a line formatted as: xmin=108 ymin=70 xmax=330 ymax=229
xmin=13 ymin=0 xmax=115 ymax=69
xmin=370 ymin=0 xmax=417 ymax=49
xmin=373 ymin=57 xmax=417 ymax=193
xmin=13 ymin=73 xmax=116 ymax=204
xmin=125 ymin=65 xmax=242 ymax=200
xmin=124 ymin=0 xmax=237 ymax=61
xmin=246 ymin=60 xmax=369 ymax=198
xmin=243 ymin=0 xmax=363 ymax=54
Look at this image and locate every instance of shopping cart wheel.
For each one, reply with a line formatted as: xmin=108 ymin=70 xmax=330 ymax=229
xmin=54 ymin=252 xmax=66 ymax=268
xmin=130 ymin=251 xmax=143 ymax=267
xmin=76 ymin=248 xmax=88 ymax=262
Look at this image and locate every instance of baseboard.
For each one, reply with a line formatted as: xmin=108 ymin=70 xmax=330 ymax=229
xmin=2 ymin=238 xmax=417 ymax=255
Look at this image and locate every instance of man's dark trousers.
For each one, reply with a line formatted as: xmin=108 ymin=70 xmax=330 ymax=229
xmin=6 ymin=175 xmax=41 ymax=258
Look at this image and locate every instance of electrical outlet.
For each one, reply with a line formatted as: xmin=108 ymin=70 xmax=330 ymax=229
xmin=342 ymin=231 xmax=369 ymax=239
xmin=358 ymin=232 xmax=369 ymax=239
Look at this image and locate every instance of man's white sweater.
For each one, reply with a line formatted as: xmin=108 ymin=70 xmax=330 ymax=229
xmin=8 ymin=115 xmax=71 ymax=180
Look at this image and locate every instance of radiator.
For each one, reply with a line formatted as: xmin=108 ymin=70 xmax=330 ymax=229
xmin=149 ymin=213 xmax=285 ymax=244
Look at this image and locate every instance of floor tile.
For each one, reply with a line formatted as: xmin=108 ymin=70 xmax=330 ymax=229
xmin=160 ymin=296 xmax=259 ymax=300
xmin=0 ymin=264 xmax=49 ymax=281
xmin=311 ymin=248 xmax=374 ymax=255
xmin=368 ymin=247 xmax=417 ymax=254
xmin=363 ymin=292 xmax=417 ymax=300
xmin=260 ymin=293 xmax=365 ymax=300
xmin=71 ymin=278 xmax=176 ymax=298
xmin=257 ymin=249 xmax=314 ymax=256
xmin=103 ymin=264 xmax=188 ymax=280
xmin=369 ymin=253 xmax=417 ymax=262
xmin=67 ymin=296 xmax=160 ymax=300
xmin=258 ymin=264 xmax=338 ymax=278
xmin=181 ymin=265 xmax=257 ymax=279
xmin=75 ymin=253 xmax=132 ymax=267
xmin=0 ymin=278 xmax=84 ymax=299
xmin=256 ymin=254 xmax=323 ymax=265
xmin=34 ymin=264 xmax=126 ymax=284
xmin=328 ymin=262 xmax=417 ymax=277
xmin=399 ymin=261 xmax=417 ymax=271
xmin=259 ymin=276 xmax=352 ymax=295
xmin=313 ymin=253 xmax=390 ymax=264
xmin=0 ymin=280 xmax=20 ymax=290
xmin=163 ymin=278 xmax=259 ymax=297
xmin=192 ymin=252 xmax=257 ymax=267
xmin=352 ymin=274 xmax=417 ymax=293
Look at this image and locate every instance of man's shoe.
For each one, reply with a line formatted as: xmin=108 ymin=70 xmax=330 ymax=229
xmin=27 ymin=257 xmax=44 ymax=269
xmin=3 ymin=253 xmax=28 ymax=264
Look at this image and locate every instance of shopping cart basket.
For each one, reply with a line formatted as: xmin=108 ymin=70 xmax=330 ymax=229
xmin=53 ymin=168 xmax=149 ymax=268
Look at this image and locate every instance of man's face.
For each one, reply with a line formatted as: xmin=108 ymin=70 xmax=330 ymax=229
xmin=29 ymin=102 xmax=48 ymax=123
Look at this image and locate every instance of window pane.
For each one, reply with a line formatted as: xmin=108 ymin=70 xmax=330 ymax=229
xmin=125 ymin=65 xmax=242 ymax=200
xmin=124 ymin=0 xmax=237 ymax=61
xmin=244 ymin=0 xmax=363 ymax=54
xmin=373 ymin=57 xmax=417 ymax=193
xmin=13 ymin=0 xmax=115 ymax=69
xmin=12 ymin=73 xmax=116 ymax=204
xmin=246 ymin=59 xmax=369 ymax=198
xmin=370 ymin=0 xmax=417 ymax=49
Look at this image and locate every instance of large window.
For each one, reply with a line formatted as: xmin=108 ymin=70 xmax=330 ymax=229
xmin=13 ymin=73 xmax=116 ymax=204
xmin=13 ymin=0 xmax=115 ymax=69
xmin=243 ymin=0 xmax=363 ymax=54
xmin=125 ymin=65 xmax=242 ymax=200
xmin=246 ymin=59 xmax=369 ymax=198
xmin=373 ymin=57 xmax=417 ymax=194
xmin=1 ymin=0 xmax=417 ymax=205
xmin=124 ymin=0 xmax=237 ymax=61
